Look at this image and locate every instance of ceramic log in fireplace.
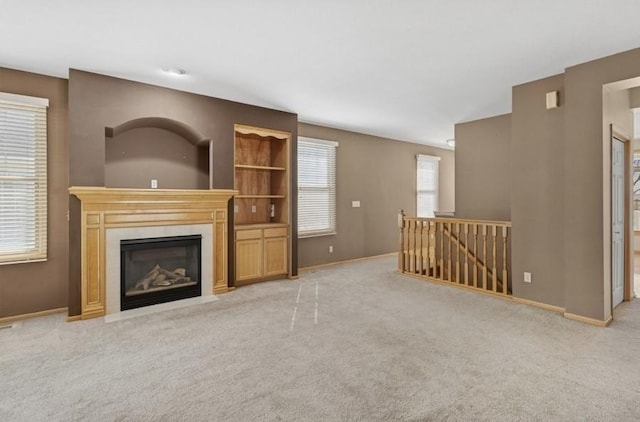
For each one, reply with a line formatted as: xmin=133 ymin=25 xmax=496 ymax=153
xmin=120 ymin=235 xmax=202 ymax=310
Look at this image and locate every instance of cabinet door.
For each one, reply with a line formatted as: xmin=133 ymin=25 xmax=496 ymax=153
xmin=264 ymin=237 xmax=288 ymax=276
xmin=236 ymin=239 xmax=263 ymax=280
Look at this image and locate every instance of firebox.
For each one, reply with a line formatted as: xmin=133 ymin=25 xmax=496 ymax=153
xmin=120 ymin=235 xmax=202 ymax=311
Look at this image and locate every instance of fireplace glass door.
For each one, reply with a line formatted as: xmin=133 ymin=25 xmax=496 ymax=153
xmin=120 ymin=235 xmax=202 ymax=310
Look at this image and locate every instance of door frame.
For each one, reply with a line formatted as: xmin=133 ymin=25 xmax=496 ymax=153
xmin=610 ymin=125 xmax=633 ymax=311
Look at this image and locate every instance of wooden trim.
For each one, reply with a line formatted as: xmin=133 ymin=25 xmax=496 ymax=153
xmin=66 ymin=315 xmax=83 ymax=322
xmin=564 ymin=312 xmax=613 ymax=327
xmin=0 ymin=307 xmax=67 ymax=325
xmin=234 ymin=124 xmax=291 ymax=139
xmin=299 ymin=252 xmax=397 ymax=272
xmin=404 ymin=216 xmax=512 ymax=227
xmin=512 ymin=297 xmax=565 ymax=314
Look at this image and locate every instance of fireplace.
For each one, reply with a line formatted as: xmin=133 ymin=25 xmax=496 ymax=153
xmin=120 ymin=235 xmax=202 ymax=311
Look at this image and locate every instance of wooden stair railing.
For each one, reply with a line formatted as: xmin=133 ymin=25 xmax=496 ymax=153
xmin=441 ymin=224 xmax=509 ymax=294
xmin=398 ymin=210 xmax=512 ymax=297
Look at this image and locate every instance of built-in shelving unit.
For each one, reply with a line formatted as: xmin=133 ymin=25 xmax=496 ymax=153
xmin=234 ymin=124 xmax=290 ymax=284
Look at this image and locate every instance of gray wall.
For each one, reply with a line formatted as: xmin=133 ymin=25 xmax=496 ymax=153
xmin=0 ymin=68 xmax=68 ymax=318
xmin=298 ymin=123 xmax=455 ymax=268
xmin=511 ymin=74 xmax=565 ymax=307
xmin=454 ymin=114 xmax=511 ymax=221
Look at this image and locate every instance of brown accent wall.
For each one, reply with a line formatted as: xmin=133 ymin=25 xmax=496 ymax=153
xmin=563 ymin=48 xmax=639 ymax=321
xmin=0 ymin=68 xmax=68 ymax=318
xmin=297 ymin=123 xmax=454 ymax=268
xmin=68 ymin=70 xmax=298 ymax=316
xmin=454 ymin=114 xmax=511 ymax=221
xmin=511 ymin=74 xmax=565 ymax=307
xmin=105 ymin=127 xmax=209 ymax=189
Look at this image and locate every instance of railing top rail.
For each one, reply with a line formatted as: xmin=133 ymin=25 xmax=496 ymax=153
xmin=403 ymin=216 xmax=512 ymax=227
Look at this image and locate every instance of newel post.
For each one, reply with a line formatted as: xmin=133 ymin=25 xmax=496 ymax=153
xmin=398 ymin=209 xmax=406 ymax=272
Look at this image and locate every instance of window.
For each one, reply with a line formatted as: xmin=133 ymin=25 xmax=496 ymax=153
xmin=0 ymin=92 xmax=48 ymax=264
xmin=416 ymin=154 xmax=440 ymax=217
xmin=298 ymin=137 xmax=338 ymax=237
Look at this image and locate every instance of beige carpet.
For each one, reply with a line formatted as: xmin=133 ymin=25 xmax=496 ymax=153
xmin=2 ymin=255 xmax=640 ymax=421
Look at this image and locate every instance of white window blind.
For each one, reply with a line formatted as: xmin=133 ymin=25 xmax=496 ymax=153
xmin=416 ymin=154 xmax=440 ymax=218
xmin=0 ymin=92 xmax=48 ymax=264
xmin=298 ymin=137 xmax=338 ymax=237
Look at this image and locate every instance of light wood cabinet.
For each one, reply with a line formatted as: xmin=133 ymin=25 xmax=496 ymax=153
xmin=234 ymin=125 xmax=290 ymax=284
xmin=235 ymin=225 xmax=288 ymax=283
xmin=264 ymin=234 xmax=288 ymax=276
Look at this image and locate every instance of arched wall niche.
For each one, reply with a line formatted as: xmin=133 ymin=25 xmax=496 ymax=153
xmin=105 ymin=117 xmax=211 ymax=189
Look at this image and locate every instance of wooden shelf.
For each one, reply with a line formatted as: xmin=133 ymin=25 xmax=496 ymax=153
xmin=236 ymin=195 xmax=286 ymax=199
xmin=235 ymin=164 xmax=286 ymax=171
xmin=234 ymin=124 xmax=290 ymax=283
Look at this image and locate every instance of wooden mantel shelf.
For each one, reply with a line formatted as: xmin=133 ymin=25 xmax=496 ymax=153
xmin=69 ymin=187 xmax=238 ymax=320
xmin=69 ymin=186 xmax=237 ymax=205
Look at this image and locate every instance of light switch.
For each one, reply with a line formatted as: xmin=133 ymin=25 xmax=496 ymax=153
xmin=251 ymin=205 xmax=257 ymax=213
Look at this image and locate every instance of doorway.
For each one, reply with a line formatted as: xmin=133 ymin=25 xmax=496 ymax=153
xmin=612 ymin=136 xmax=625 ymax=307
xmin=611 ymin=126 xmax=632 ymax=310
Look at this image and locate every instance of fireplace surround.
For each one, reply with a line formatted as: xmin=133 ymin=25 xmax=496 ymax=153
xmin=69 ymin=187 xmax=237 ymax=320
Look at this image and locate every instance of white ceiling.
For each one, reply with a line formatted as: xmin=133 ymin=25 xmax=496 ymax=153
xmin=2 ymin=0 xmax=640 ymax=148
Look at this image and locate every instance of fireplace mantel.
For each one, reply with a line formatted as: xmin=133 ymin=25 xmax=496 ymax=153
xmin=69 ymin=187 xmax=237 ymax=320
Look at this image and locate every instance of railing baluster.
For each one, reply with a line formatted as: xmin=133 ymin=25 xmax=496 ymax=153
xmin=422 ymin=221 xmax=427 ymax=275
xmin=426 ymin=221 xmax=431 ymax=277
xmin=416 ymin=221 xmax=424 ymax=275
xmin=413 ymin=221 xmax=419 ymax=274
xmin=492 ymin=225 xmax=497 ymax=293
xmin=502 ymin=226 xmax=508 ymax=295
xmin=405 ymin=220 xmax=410 ymax=272
xmin=439 ymin=221 xmax=444 ymax=280
xmin=473 ymin=224 xmax=478 ymax=288
xmin=398 ymin=210 xmax=405 ymax=272
xmin=463 ymin=223 xmax=469 ymax=286
xmin=454 ymin=223 xmax=460 ymax=284
xmin=482 ymin=224 xmax=488 ymax=290
xmin=447 ymin=223 xmax=452 ymax=282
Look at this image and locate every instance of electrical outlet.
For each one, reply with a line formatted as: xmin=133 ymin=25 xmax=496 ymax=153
xmin=151 ymin=179 xmax=158 ymax=189
xmin=234 ymin=205 xmax=239 ymax=213
xmin=251 ymin=205 xmax=257 ymax=213
xmin=329 ymin=246 xmax=333 ymax=253
xmin=524 ymin=272 xmax=532 ymax=283
xmin=352 ymin=200 xmax=361 ymax=208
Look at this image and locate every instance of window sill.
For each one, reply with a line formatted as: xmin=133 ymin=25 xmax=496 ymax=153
xmin=298 ymin=231 xmax=337 ymax=239
xmin=0 ymin=257 xmax=47 ymax=266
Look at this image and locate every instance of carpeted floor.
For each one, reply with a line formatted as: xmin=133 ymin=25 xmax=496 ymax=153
xmin=2 ymin=255 xmax=640 ymax=421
